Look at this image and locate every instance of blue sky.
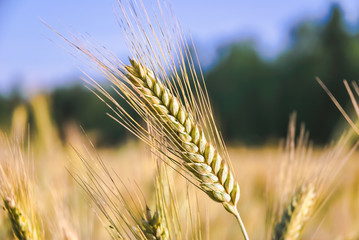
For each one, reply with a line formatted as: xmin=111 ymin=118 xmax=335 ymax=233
xmin=0 ymin=0 xmax=358 ymax=95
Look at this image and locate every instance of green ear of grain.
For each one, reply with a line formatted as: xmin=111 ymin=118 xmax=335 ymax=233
xmin=141 ymin=206 xmax=169 ymax=240
xmin=3 ymin=198 xmax=39 ymax=240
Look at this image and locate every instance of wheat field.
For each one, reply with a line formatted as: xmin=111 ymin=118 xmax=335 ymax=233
xmin=0 ymin=95 xmax=358 ymax=239
xmin=1 ymin=0 xmax=359 ymax=239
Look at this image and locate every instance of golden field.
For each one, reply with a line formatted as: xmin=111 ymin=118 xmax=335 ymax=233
xmin=0 ymin=95 xmax=358 ymax=239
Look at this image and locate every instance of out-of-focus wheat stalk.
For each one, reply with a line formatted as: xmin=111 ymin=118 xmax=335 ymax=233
xmin=269 ymin=113 xmax=357 ymax=240
xmin=11 ymin=104 xmax=28 ymax=142
xmin=41 ymin=191 xmax=81 ymax=240
xmin=335 ymin=171 xmax=359 ymax=240
xmin=30 ymin=94 xmax=61 ymax=152
xmin=0 ymin=133 xmax=43 ymax=240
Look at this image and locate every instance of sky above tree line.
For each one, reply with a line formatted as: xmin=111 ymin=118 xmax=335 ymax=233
xmin=0 ymin=0 xmax=358 ymax=95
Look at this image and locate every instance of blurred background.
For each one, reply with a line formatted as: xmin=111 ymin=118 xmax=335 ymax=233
xmin=1 ymin=0 xmax=359 ymax=146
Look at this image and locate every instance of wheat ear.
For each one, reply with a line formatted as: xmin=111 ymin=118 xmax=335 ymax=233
xmin=273 ymin=185 xmax=316 ymax=240
xmin=0 ymin=134 xmax=42 ymax=240
xmin=125 ymin=59 xmax=246 ymax=238
xmin=141 ymin=206 xmax=169 ymax=240
xmin=3 ymin=198 xmax=39 ymax=240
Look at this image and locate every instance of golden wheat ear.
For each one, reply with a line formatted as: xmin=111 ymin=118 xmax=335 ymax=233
xmin=125 ymin=59 xmax=240 ymax=214
xmin=273 ymin=185 xmax=316 ymax=240
xmin=91 ymin=56 xmax=247 ymax=237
